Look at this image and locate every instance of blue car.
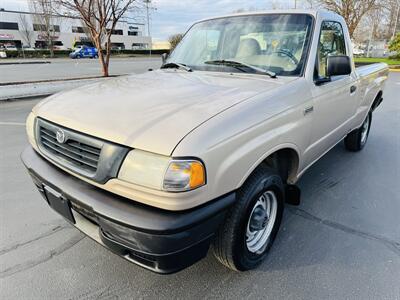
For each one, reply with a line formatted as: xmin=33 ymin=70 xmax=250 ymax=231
xmin=69 ymin=46 xmax=99 ymax=59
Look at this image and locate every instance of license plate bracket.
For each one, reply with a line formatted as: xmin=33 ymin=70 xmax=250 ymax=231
xmin=44 ymin=185 xmax=75 ymax=224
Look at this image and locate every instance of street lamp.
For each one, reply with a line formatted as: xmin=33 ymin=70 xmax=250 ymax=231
xmin=144 ymin=0 xmax=153 ymax=56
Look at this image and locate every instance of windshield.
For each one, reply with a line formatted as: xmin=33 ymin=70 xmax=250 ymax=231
xmin=168 ymin=14 xmax=313 ymax=76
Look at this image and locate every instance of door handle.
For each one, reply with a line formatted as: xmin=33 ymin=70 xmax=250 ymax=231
xmin=350 ymin=85 xmax=357 ymax=93
xmin=304 ymin=106 xmax=314 ymax=115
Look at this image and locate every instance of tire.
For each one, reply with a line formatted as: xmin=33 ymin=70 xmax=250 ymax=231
xmin=213 ymin=165 xmax=284 ymax=271
xmin=344 ymin=112 xmax=372 ymax=151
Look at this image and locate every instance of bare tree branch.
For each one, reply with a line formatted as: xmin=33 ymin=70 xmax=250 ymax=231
xmin=314 ymin=0 xmax=382 ymax=38
xmin=19 ymin=14 xmax=34 ymax=47
xmin=57 ymin=0 xmax=138 ymax=76
xmin=29 ymin=0 xmax=62 ymax=57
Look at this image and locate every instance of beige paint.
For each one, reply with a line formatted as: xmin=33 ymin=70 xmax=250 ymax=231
xmin=28 ymin=10 xmax=389 ymax=211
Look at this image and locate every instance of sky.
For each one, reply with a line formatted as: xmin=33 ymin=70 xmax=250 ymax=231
xmin=0 ymin=0 xmax=312 ymax=41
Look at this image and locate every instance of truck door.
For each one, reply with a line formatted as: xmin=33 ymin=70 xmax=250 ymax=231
xmin=308 ymin=21 xmax=358 ymax=159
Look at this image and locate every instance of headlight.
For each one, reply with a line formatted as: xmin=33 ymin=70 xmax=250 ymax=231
xmin=26 ymin=112 xmax=36 ymax=147
xmin=118 ymin=150 xmax=205 ymax=192
xmin=163 ymin=160 xmax=205 ymax=191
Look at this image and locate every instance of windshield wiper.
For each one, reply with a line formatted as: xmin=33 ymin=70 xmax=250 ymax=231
xmin=161 ymin=62 xmax=193 ymax=72
xmin=204 ymin=60 xmax=276 ymax=78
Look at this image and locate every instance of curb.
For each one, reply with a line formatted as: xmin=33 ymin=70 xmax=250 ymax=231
xmin=0 ymin=76 xmax=115 ymax=101
xmin=0 ymin=61 xmax=51 ymax=66
xmin=0 ymin=74 xmax=123 ymax=86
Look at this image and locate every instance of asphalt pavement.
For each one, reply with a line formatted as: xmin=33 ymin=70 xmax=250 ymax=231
xmin=0 ymin=73 xmax=399 ymax=299
xmin=0 ymin=57 xmax=162 ymax=83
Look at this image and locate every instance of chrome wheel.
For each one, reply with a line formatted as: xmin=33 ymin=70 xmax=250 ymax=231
xmin=360 ymin=114 xmax=370 ymax=145
xmin=246 ymin=190 xmax=278 ymax=254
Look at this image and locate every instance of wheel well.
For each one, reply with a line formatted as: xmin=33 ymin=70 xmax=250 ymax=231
xmin=261 ymin=148 xmax=299 ymax=184
xmin=371 ymin=90 xmax=383 ymax=111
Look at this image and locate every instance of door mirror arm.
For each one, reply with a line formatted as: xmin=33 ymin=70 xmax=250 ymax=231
xmin=315 ymin=76 xmax=331 ymax=86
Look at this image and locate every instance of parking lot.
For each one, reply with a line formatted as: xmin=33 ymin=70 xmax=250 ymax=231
xmin=0 ymin=73 xmax=399 ymax=299
xmin=0 ymin=57 xmax=162 ymax=83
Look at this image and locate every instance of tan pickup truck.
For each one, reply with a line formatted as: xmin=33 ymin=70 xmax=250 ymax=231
xmin=22 ymin=10 xmax=388 ymax=273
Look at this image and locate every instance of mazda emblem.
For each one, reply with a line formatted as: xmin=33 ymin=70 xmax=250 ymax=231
xmin=56 ymin=129 xmax=66 ymax=144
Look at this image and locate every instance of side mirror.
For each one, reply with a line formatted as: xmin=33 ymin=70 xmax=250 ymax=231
xmin=161 ymin=53 xmax=168 ymax=65
xmin=315 ymin=55 xmax=351 ymax=85
xmin=326 ymin=55 xmax=351 ymax=77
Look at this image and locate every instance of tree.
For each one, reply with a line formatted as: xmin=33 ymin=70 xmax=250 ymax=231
xmin=314 ymin=0 xmax=380 ymax=38
xmin=168 ymin=33 xmax=183 ymax=51
xmin=57 ymin=0 xmax=138 ymax=77
xmin=387 ymin=0 xmax=400 ymax=39
xmin=388 ymin=32 xmax=400 ymax=56
xmin=29 ymin=0 xmax=61 ymax=57
xmin=19 ymin=13 xmax=34 ymax=48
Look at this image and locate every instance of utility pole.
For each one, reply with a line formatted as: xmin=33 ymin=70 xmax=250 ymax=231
xmin=145 ymin=0 xmax=152 ymax=56
xmin=392 ymin=0 xmax=400 ymax=40
xmin=367 ymin=18 xmax=377 ymax=58
xmin=294 ymin=0 xmax=297 ymax=9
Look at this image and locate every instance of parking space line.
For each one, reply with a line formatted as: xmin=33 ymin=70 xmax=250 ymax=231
xmin=288 ymin=207 xmax=400 ymax=256
xmin=0 ymin=121 xmax=25 ymax=126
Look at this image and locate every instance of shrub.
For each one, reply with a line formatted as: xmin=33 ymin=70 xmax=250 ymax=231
xmin=3 ymin=49 xmax=170 ymax=58
xmin=388 ymin=33 xmax=400 ymax=56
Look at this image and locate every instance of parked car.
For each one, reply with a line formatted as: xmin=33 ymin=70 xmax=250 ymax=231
xmin=0 ymin=48 xmax=6 ymax=58
xmin=353 ymin=47 xmax=365 ymax=56
xmin=22 ymin=10 xmax=388 ymax=274
xmin=54 ymin=45 xmax=68 ymax=51
xmin=21 ymin=45 xmax=36 ymax=51
xmin=3 ymin=44 xmax=18 ymax=51
xmin=69 ymin=46 xmax=98 ymax=59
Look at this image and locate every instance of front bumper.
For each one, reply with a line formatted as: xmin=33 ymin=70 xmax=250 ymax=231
xmin=21 ymin=146 xmax=236 ymax=274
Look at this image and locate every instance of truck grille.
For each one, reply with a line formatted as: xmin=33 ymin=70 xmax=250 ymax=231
xmin=39 ymin=126 xmax=101 ymax=173
xmin=35 ymin=118 xmax=129 ymax=183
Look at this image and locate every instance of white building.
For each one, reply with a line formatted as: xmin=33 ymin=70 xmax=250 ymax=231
xmin=0 ymin=8 xmax=151 ymax=50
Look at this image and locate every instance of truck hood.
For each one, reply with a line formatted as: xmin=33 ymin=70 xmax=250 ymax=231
xmin=34 ymin=70 xmax=291 ymax=155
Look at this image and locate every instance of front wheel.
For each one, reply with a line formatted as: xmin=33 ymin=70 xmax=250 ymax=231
xmin=213 ymin=166 xmax=284 ymax=271
xmin=344 ymin=112 xmax=372 ymax=151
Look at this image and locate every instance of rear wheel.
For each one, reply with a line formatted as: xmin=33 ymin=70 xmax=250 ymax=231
xmin=213 ymin=166 xmax=284 ymax=271
xmin=345 ymin=112 xmax=372 ymax=151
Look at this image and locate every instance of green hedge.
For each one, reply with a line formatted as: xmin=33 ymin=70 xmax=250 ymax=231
xmin=109 ymin=49 xmax=170 ymax=55
xmin=3 ymin=50 xmax=70 ymax=58
xmin=354 ymin=57 xmax=400 ymax=66
xmin=3 ymin=49 xmax=170 ymax=58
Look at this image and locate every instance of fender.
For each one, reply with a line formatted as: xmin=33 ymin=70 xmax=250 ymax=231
xmin=237 ymin=143 xmax=301 ymax=188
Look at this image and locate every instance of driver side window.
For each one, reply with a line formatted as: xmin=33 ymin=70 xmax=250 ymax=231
xmin=317 ymin=21 xmax=346 ymax=78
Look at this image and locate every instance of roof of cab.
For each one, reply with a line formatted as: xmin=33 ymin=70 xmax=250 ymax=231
xmin=196 ymin=9 xmax=341 ymax=23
